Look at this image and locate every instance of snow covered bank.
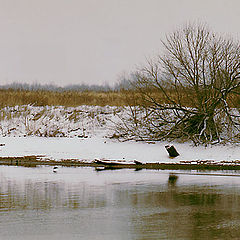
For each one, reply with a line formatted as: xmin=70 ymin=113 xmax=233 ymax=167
xmin=0 ymin=105 xmax=119 ymax=138
xmin=0 ymin=105 xmax=239 ymax=164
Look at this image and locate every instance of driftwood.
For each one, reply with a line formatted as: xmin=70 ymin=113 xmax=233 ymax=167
xmin=165 ymin=145 xmax=179 ymax=158
xmin=134 ymin=160 xmax=143 ymax=165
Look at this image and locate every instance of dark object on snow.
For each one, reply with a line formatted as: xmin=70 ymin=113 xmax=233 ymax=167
xmin=53 ymin=166 xmax=58 ymax=173
xmin=0 ymin=143 xmax=5 ymax=146
xmin=165 ymin=145 xmax=179 ymax=158
xmin=134 ymin=160 xmax=143 ymax=165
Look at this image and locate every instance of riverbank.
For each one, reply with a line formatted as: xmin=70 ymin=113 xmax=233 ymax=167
xmin=1 ymin=155 xmax=240 ymax=171
xmin=0 ymin=136 xmax=239 ymax=163
xmin=0 ymin=136 xmax=240 ymax=166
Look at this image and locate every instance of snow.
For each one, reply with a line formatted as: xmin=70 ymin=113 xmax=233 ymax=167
xmin=0 ymin=105 xmax=239 ymax=164
xmin=0 ymin=105 xmax=118 ymax=138
xmin=0 ymin=136 xmax=239 ymax=164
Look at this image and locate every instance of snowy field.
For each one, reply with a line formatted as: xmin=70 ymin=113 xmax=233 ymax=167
xmin=0 ymin=105 xmax=239 ymax=164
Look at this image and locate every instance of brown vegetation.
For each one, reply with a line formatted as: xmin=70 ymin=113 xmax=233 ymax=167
xmin=1 ymin=88 xmax=238 ymax=108
xmin=0 ymin=89 xmax=139 ymax=107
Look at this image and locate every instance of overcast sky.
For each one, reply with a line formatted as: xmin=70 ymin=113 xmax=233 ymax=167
xmin=0 ymin=0 xmax=239 ymax=86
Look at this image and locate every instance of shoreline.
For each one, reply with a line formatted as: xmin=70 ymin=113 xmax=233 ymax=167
xmin=2 ymin=156 xmax=240 ymax=171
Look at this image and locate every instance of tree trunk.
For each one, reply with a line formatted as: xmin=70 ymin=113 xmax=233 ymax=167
xmin=165 ymin=145 xmax=179 ymax=157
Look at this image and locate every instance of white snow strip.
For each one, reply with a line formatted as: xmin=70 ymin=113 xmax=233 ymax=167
xmin=0 ymin=136 xmax=239 ymax=164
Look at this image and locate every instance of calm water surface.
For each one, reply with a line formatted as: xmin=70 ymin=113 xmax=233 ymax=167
xmin=0 ymin=166 xmax=240 ymax=239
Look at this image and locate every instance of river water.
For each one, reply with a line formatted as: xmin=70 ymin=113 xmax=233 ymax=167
xmin=0 ymin=165 xmax=240 ymax=240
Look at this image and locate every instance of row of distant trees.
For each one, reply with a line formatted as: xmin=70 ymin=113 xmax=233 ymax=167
xmin=0 ymin=80 xmax=132 ymax=92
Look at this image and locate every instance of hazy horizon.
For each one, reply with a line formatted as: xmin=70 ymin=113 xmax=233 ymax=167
xmin=0 ymin=0 xmax=239 ymax=87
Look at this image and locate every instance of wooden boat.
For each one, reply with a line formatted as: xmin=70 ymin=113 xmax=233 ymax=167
xmin=94 ymin=159 xmax=143 ymax=166
xmin=94 ymin=159 xmax=125 ymax=166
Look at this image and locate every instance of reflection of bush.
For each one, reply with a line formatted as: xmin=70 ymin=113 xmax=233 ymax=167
xmin=0 ymin=180 xmax=107 ymax=211
xmin=129 ymin=186 xmax=240 ymax=239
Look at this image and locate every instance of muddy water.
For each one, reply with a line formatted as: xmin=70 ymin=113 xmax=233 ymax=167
xmin=0 ymin=166 xmax=240 ymax=240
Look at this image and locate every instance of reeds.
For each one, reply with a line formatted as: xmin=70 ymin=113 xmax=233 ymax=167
xmin=0 ymin=89 xmax=238 ymax=108
xmin=0 ymin=89 xmax=137 ymax=107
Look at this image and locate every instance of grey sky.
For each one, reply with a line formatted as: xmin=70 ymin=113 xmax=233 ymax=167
xmin=0 ymin=0 xmax=239 ymax=86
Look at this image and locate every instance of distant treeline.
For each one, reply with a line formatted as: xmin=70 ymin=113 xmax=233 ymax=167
xmin=0 ymin=79 xmax=139 ymax=107
xmin=0 ymin=79 xmax=133 ymax=92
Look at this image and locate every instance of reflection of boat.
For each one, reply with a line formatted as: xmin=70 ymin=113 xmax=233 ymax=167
xmin=95 ymin=166 xmax=123 ymax=171
xmin=95 ymin=166 xmax=106 ymax=171
xmin=134 ymin=168 xmax=143 ymax=171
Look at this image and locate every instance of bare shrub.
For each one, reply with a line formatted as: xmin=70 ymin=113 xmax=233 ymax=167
xmin=119 ymin=23 xmax=240 ymax=145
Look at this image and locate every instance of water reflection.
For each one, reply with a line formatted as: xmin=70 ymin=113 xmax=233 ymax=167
xmin=0 ymin=166 xmax=240 ymax=239
xmin=0 ymin=180 xmax=107 ymax=211
xmin=168 ymin=174 xmax=178 ymax=186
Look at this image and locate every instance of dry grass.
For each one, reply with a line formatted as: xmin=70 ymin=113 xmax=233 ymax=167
xmin=0 ymin=88 xmax=238 ymax=108
xmin=0 ymin=89 xmax=139 ymax=107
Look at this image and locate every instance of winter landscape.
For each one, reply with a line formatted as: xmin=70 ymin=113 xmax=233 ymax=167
xmin=1 ymin=0 xmax=240 ymax=239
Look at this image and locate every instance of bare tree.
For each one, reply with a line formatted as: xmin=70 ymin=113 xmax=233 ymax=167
xmin=118 ymin=23 xmax=240 ymax=144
